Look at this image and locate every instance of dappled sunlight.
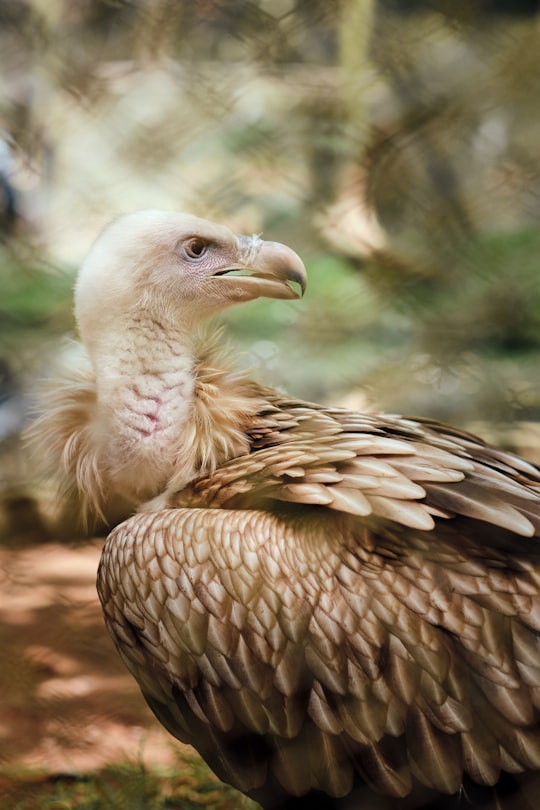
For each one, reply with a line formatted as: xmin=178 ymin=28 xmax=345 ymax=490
xmin=0 ymin=541 xmax=184 ymax=774
xmin=0 ymin=1 xmax=539 ymax=808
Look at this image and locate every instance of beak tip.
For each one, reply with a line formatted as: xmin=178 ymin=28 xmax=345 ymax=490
xmin=293 ymin=269 xmax=307 ymax=299
xmin=235 ymin=234 xmax=308 ymax=300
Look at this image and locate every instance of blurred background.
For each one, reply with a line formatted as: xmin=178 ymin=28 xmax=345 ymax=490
xmin=1 ymin=0 xmax=540 ymax=807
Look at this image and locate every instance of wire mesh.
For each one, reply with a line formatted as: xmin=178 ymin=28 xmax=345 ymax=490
xmin=1 ymin=2 xmax=540 ymax=807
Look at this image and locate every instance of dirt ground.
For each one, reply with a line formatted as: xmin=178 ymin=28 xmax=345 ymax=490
xmin=0 ymin=536 xmax=186 ymax=777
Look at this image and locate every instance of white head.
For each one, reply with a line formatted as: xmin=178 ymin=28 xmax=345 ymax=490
xmin=75 ymin=210 xmax=306 ymax=358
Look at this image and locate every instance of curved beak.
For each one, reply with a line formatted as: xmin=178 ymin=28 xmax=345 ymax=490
xmin=212 ymin=234 xmax=307 ymax=301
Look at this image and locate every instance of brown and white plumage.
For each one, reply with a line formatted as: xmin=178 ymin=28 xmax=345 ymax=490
xmin=31 ymin=211 xmax=540 ymax=809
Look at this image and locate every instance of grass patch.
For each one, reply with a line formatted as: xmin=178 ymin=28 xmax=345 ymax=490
xmin=2 ymin=755 xmax=257 ymax=810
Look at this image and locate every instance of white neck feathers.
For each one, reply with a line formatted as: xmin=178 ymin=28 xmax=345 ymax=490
xmin=29 ymin=322 xmax=265 ymax=522
xmin=91 ymin=317 xmax=196 ymax=503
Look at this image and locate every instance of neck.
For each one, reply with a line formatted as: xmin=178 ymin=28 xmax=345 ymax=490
xmin=85 ymin=317 xmax=266 ymax=511
xmin=91 ymin=316 xmax=196 ymax=503
xmin=31 ymin=317 xmax=270 ymax=521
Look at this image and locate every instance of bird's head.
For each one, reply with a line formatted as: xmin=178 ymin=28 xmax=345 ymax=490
xmin=75 ymin=210 xmax=306 ymax=349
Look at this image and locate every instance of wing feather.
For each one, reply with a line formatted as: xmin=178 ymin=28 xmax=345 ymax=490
xmin=97 ymin=399 xmax=540 ymax=805
xmin=169 ymin=402 xmax=540 ymax=544
xmin=98 ymin=501 xmax=540 ymax=804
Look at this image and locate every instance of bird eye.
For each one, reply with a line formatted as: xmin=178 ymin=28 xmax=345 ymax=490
xmin=183 ymin=238 xmax=208 ymax=260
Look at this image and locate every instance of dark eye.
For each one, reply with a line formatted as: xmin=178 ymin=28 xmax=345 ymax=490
xmin=184 ymin=238 xmax=208 ymax=260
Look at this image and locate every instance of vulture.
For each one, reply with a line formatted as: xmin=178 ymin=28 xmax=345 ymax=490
xmin=31 ymin=210 xmax=540 ymax=810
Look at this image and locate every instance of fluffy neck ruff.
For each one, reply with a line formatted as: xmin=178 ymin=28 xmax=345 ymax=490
xmin=29 ymin=325 xmax=267 ymax=522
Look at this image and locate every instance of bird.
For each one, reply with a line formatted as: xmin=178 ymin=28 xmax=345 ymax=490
xmin=29 ymin=210 xmax=540 ymax=809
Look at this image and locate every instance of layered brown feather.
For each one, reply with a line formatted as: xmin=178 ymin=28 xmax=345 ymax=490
xmin=98 ymin=386 xmax=540 ymax=808
xmin=30 ymin=211 xmax=540 ymax=809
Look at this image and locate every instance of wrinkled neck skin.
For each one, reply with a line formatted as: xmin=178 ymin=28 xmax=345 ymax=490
xmin=89 ymin=315 xmax=196 ymax=503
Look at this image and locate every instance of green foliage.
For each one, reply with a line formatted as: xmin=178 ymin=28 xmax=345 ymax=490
xmin=452 ymin=229 xmax=540 ymax=353
xmin=226 ymin=251 xmax=382 ymax=398
xmin=0 ymin=248 xmax=73 ymax=361
xmin=225 ymin=227 xmax=540 ymax=424
xmin=3 ymin=756 xmax=256 ymax=810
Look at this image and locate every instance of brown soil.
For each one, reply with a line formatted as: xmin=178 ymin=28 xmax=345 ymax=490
xmin=0 ymin=538 xmax=186 ymax=776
